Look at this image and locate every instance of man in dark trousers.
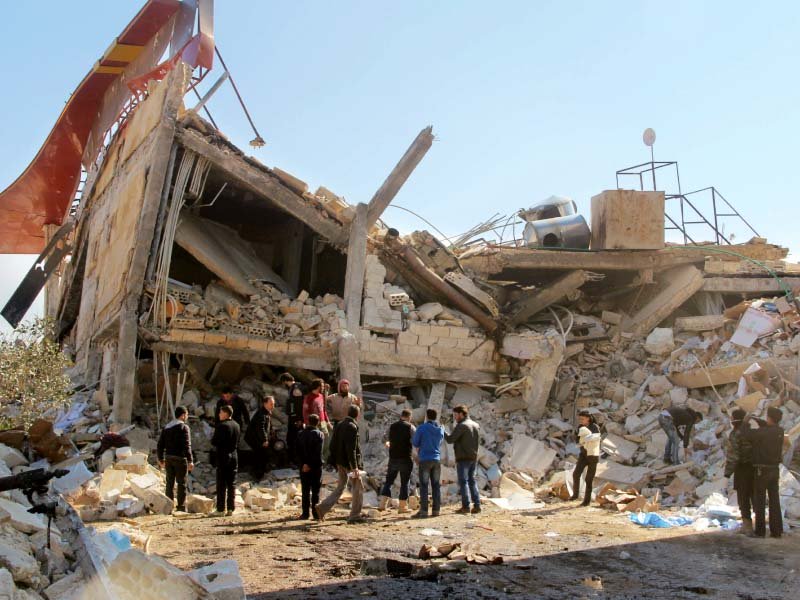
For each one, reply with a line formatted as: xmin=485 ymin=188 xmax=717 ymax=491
xmin=724 ymin=408 xmax=755 ymax=535
xmin=315 ymin=405 xmax=364 ymax=523
xmin=445 ymin=405 xmax=482 ymax=514
xmin=157 ymin=405 xmax=194 ymax=513
xmin=211 ymin=405 xmax=241 ymax=516
xmin=378 ymin=409 xmax=415 ymax=515
xmin=280 ymin=373 xmax=305 ymax=466
xmin=215 ymin=386 xmax=251 ymax=432
xmin=412 ymin=409 xmax=445 ymax=519
xmin=658 ymin=407 xmax=702 ymax=465
xmin=570 ymin=410 xmax=601 ymax=506
xmin=245 ymin=395 xmax=274 ymax=481
xmin=297 ymin=413 xmax=324 ymax=520
xmin=743 ymin=406 xmax=785 ymax=538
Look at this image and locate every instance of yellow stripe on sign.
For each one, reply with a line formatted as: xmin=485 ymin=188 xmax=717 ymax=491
xmin=104 ymin=42 xmax=144 ymax=63
xmin=95 ymin=65 xmax=125 ymax=75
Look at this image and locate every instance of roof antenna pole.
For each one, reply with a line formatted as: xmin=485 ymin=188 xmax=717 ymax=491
xmin=214 ymin=46 xmax=266 ymax=148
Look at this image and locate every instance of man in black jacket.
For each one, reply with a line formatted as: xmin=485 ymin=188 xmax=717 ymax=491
xmin=315 ymin=405 xmax=364 ymax=523
xmin=245 ymin=396 xmax=274 ymax=480
xmin=297 ymin=413 xmax=324 ymax=520
xmin=743 ymin=406 xmax=785 ymax=538
xmin=215 ymin=386 xmax=251 ymax=432
xmin=211 ymin=405 xmax=241 ymax=516
xmin=658 ymin=407 xmax=702 ymax=465
xmin=157 ymin=406 xmax=194 ymax=512
xmin=280 ymin=374 xmax=305 ymax=466
xmin=379 ymin=409 xmax=415 ymax=514
xmin=445 ymin=404 xmax=482 ymax=514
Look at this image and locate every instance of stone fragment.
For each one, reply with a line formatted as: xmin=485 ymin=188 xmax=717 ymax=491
xmin=99 ymin=469 xmax=128 ymax=503
xmin=189 ymin=560 xmax=246 ymax=600
xmin=0 ymin=444 xmax=28 ymax=469
xmin=644 ymin=328 xmax=674 ymax=355
xmin=601 ymin=434 xmax=639 ymax=463
xmin=0 ymin=542 xmax=45 ymax=587
xmin=43 ymin=568 xmax=83 ymax=600
xmin=0 ymin=499 xmax=47 ymax=534
xmin=648 ymin=375 xmax=673 ymax=396
xmin=186 ymin=494 xmax=215 ymax=514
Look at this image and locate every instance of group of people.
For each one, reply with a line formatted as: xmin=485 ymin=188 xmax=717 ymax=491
xmin=156 ymin=373 xmax=486 ymax=520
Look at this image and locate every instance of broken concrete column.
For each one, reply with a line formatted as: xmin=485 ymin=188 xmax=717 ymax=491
xmin=337 ymin=331 xmax=362 ymax=400
xmin=427 ymin=383 xmax=446 ymax=416
xmin=520 ymin=331 xmax=564 ymax=419
xmin=624 ymin=265 xmax=704 ymax=335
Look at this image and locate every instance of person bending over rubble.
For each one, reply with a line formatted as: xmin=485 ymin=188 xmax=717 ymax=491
xmin=570 ymin=410 xmax=601 ymax=507
xmin=445 ymin=405 xmax=482 ymax=515
xmin=379 ymin=408 xmax=416 ymax=514
xmin=724 ymin=408 xmax=755 ymax=536
xmin=315 ymin=405 xmax=365 ymax=523
xmin=211 ymin=405 xmax=241 ymax=517
xmin=657 ymin=407 xmax=702 ymax=465
xmin=157 ymin=405 xmax=194 ymax=513
xmin=413 ymin=409 xmax=445 ymax=519
xmin=743 ymin=406 xmax=785 ymax=538
xmin=245 ymin=395 xmax=274 ymax=481
xmin=280 ymin=373 xmax=305 ymax=466
xmin=297 ymin=414 xmax=324 ymax=520
xmin=215 ymin=386 xmax=251 ymax=432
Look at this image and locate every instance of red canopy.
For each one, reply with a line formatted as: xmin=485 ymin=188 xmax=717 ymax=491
xmin=0 ymin=0 xmax=182 ymax=253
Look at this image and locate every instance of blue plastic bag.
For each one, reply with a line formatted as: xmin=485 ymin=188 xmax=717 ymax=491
xmin=629 ymin=512 xmax=693 ymax=528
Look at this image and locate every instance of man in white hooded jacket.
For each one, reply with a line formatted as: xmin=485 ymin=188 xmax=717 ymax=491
xmin=570 ymin=410 xmax=601 ymax=506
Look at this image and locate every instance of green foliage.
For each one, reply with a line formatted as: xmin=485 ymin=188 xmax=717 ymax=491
xmin=0 ymin=318 xmax=72 ymax=430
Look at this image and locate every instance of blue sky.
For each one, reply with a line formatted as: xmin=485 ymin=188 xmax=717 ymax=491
xmin=1 ymin=1 xmax=799 ymax=332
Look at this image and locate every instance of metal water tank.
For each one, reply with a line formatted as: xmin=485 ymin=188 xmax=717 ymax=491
xmin=522 ymin=214 xmax=591 ymax=249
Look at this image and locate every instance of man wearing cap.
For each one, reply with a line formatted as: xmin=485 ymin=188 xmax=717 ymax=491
xmin=724 ymin=408 xmax=755 ymax=535
xmin=743 ymin=406 xmax=786 ymax=538
xmin=326 ymin=379 xmax=361 ymax=429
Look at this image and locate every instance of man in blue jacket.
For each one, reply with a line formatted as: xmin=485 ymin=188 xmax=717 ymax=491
xmin=412 ymin=408 xmax=445 ymax=518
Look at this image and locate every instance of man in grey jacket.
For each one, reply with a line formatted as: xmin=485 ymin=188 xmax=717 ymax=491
xmin=445 ymin=404 xmax=481 ymax=514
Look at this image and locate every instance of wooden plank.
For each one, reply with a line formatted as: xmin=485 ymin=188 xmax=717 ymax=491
xmin=674 ymin=314 xmax=727 ymax=332
xmin=365 ymin=126 xmax=434 ymax=229
xmin=702 ymin=276 xmax=800 ymax=293
xmin=459 ymin=246 xmax=706 ymax=276
xmin=668 ymin=361 xmax=751 ymax=389
xmin=507 ymin=270 xmax=586 ymax=326
xmin=176 ymin=127 xmax=347 ymax=246
xmin=625 ymin=265 xmax=704 ymax=335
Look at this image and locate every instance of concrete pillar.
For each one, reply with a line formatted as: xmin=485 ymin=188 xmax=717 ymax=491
xmin=343 ymin=203 xmax=368 ymax=334
xmin=522 ymin=331 xmax=565 ymax=419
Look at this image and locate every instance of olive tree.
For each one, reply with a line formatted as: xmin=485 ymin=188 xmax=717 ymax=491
xmin=0 ymin=318 xmax=72 ymax=430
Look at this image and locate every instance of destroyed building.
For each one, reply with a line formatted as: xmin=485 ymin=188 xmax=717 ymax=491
xmin=1 ymin=4 xmax=800 ymax=593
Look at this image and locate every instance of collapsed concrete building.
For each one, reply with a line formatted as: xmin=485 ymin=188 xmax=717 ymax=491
xmin=3 ymin=0 xmax=800 ymax=543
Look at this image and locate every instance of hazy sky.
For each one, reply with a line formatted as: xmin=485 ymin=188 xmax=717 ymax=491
xmin=2 ymin=1 xmax=799 ymax=333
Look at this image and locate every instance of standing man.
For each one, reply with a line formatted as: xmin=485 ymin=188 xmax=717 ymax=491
xmin=157 ymin=406 xmax=194 ymax=513
xmin=724 ymin=408 xmax=755 ymax=535
xmin=570 ymin=410 xmax=601 ymax=507
xmin=211 ymin=405 xmax=240 ymax=517
xmin=280 ymin=373 xmax=305 ymax=466
xmin=658 ymin=407 xmax=702 ymax=465
xmin=297 ymin=414 xmax=324 ymax=520
xmin=445 ymin=405 xmax=482 ymax=515
xmin=245 ymin=395 xmax=274 ymax=481
xmin=743 ymin=406 xmax=785 ymax=538
xmin=304 ymin=379 xmax=333 ymax=460
xmin=315 ymin=405 xmax=365 ymax=523
xmin=215 ymin=386 xmax=251 ymax=432
xmin=378 ymin=408 xmax=415 ymax=514
xmin=412 ymin=409 xmax=445 ymax=519
xmin=327 ymin=379 xmax=361 ymax=429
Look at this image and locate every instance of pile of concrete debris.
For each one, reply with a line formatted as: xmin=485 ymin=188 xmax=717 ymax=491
xmin=158 ymin=280 xmax=348 ymax=346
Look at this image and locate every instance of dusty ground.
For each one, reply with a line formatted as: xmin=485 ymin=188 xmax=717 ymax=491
xmin=136 ymin=498 xmax=799 ymax=599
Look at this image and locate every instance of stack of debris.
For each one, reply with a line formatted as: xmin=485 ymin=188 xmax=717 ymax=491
xmin=153 ymin=280 xmax=348 ymax=347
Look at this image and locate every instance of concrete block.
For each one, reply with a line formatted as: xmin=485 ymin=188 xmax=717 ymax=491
xmin=500 ymin=333 xmax=551 ymax=360
xmin=397 ymin=344 xmax=428 ymax=357
xmin=429 ymin=325 xmax=450 ymax=337
xmin=189 ymin=560 xmax=246 ymax=600
xmin=644 ymin=328 xmax=674 ymax=355
xmin=590 ymin=189 xmax=664 ymax=250
xmin=408 ymin=322 xmax=432 ymax=337
xmin=99 ymin=469 xmax=128 ymax=503
xmin=186 ymin=494 xmax=215 ymax=514
xmin=0 ymin=542 xmax=46 ymax=587
xmin=448 ymin=327 xmax=470 ymax=339
xmin=416 ymin=335 xmax=436 ymax=346
xmin=397 ymin=331 xmax=418 ymax=345
xmin=0 ymin=498 xmax=47 ymax=534
xmin=435 ymin=337 xmax=458 ymax=348
xmin=103 ymin=549 xmax=207 ymax=599
xmin=427 ymin=383 xmax=446 ymax=415
xmin=0 ymin=444 xmax=28 ymax=469
xmin=116 ymin=452 xmax=150 ymax=475
xmin=505 ymin=435 xmax=557 ymax=477
xmin=601 ymin=434 xmax=639 ymax=463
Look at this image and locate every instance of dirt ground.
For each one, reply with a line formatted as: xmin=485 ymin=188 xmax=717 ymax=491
xmin=138 ymin=497 xmax=799 ymax=599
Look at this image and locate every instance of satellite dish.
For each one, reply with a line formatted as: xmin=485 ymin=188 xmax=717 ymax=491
xmin=643 ymin=128 xmax=656 ymax=147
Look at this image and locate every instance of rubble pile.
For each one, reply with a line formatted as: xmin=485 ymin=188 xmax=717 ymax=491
xmin=158 ymin=280 xmax=348 ymax=346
